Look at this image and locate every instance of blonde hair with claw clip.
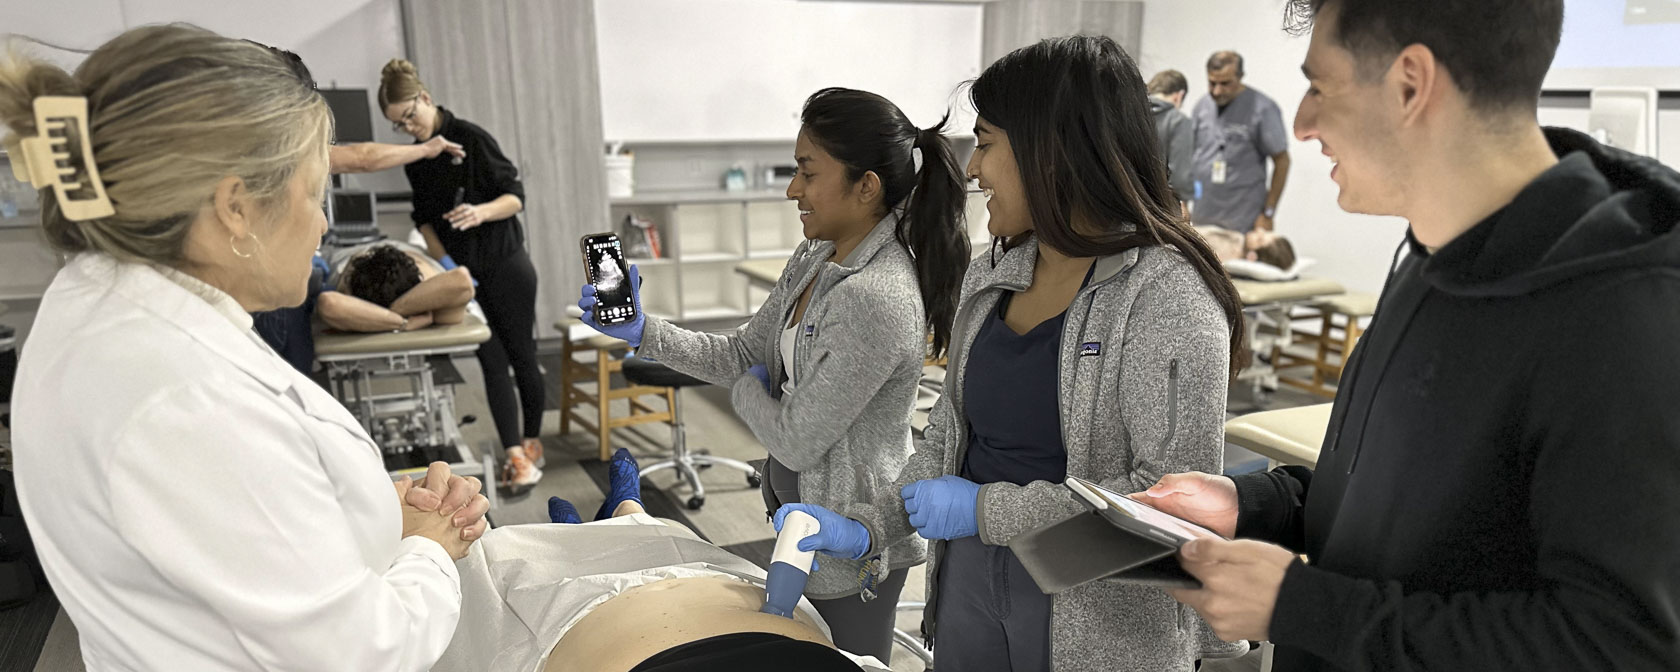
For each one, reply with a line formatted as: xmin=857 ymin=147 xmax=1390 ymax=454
xmin=0 ymin=24 xmax=330 ymax=265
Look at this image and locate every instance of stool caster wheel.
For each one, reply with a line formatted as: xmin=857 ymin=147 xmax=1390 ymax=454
xmin=686 ymin=496 xmax=705 ymax=510
xmin=747 ymin=472 xmax=762 ymax=488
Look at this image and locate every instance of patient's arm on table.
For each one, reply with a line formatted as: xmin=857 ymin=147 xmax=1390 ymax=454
xmin=390 ymin=268 xmax=474 ymax=323
xmin=318 ymin=291 xmax=406 ymax=332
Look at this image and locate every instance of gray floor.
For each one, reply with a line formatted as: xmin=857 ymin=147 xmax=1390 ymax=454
xmin=19 ymin=339 xmax=1319 ymax=672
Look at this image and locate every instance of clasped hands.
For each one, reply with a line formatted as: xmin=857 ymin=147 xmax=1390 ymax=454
xmin=395 ymin=461 xmax=490 ymax=560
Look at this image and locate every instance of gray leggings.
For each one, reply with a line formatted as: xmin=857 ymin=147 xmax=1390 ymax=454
xmin=810 ymin=567 xmax=908 ymax=663
xmin=763 ymin=456 xmax=908 ymax=662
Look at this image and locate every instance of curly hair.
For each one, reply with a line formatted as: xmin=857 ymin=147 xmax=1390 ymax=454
xmin=344 ymin=245 xmax=421 ymax=308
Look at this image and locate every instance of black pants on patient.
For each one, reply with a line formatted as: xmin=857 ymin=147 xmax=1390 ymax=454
xmin=471 ymin=248 xmax=544 ymax=449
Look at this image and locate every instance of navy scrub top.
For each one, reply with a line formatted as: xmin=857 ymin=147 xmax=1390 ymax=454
xmin=960 ymin=265 xmax=1094 ymax=486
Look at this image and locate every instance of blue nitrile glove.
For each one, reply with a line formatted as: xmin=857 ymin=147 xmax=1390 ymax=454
xmin=578 ymin=264 xmax=645 ymax=347
xmin=774 ymin=503 xmax=871 ymax=566
xmin=310 ymin=253 xmax=330 ymax=276
xmin=747 ymin=364 xmax=772 ymax=394
xmin=900 ymin=475 xmax=981 ymax=540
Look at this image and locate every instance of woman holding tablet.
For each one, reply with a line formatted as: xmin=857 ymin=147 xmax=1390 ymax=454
xmin=775 ymin=36 xmax=1249 ymax=671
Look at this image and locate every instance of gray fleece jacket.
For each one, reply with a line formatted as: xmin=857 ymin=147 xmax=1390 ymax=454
xmin=635 ymin=214 xmax=929 ymax=599
xmin=844 ymin=235 xmax=1246 ymax=671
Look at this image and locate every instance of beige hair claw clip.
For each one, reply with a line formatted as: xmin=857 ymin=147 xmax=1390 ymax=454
xmin=9 ymin=96 xmax=114 ymax=221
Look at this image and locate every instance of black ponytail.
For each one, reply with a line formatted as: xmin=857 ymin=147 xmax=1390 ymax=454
xmin=902 ymin=121 xmax=969 ymax=358
xmin=800 ymin=88 xmax=970 ymax=358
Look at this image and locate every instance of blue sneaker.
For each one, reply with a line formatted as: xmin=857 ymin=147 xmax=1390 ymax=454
xmin=595 ymin=448 xmax=643 ymax=521
xmin=548 ymin=497 xmax=583 ymax=524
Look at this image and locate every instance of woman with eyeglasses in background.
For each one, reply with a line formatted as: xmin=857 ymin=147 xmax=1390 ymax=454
xmin=378 ymin=58 xmax=546 ymax=492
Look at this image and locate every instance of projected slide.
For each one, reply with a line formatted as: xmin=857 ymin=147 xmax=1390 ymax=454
xmin=1626 ymin=0 xmax=1680 ymax=24
xmin=1546 ymin=0 xmax=1680 ymax=88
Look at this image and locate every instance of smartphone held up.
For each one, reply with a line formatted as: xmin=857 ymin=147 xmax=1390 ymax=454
xmin=581 ymin=232 xmax=637 ymax=325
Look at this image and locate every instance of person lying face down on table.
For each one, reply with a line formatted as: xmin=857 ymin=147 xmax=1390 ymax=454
xmin=317 ymin=241 xmax=477 ymax=333
xmin=1195 ymin=225 xmax=1296 ymax=270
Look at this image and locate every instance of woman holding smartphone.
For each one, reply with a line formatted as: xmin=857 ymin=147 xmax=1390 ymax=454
xmin=379 ymin=59 xmax=545 ymax=490
xmin=776 ymin=37 xmax=1250 ymax=671
xmin=577 ymin=87 xmax=970 ymax=661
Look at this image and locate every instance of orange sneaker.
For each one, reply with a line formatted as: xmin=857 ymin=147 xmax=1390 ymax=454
xmin=501 ymin=446 xmax=542 ymax=491
xmin=522 ymin=437 xmax=546 ymax=469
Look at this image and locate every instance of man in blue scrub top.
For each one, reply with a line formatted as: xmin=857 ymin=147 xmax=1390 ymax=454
xmin=1191 ymin=50 xmax=1292 ymax=233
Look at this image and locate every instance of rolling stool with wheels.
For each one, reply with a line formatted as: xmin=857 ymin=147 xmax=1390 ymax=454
xmin=620 ymin=357 xmax=761 ymax=510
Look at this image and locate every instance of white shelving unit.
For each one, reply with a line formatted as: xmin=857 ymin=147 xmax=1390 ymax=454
xmin=609 ymin=190 xmax=796 ymax=322
xmin=610 ymin=188 xmax=994 ymax=323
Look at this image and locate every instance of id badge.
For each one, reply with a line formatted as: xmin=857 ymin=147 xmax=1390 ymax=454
xmin=1212 ymin=158 xmax=1228 ymax=185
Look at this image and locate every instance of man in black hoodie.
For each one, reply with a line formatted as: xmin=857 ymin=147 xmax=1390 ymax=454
xmin=1140 ymin=0 xmax=1680 ymax=670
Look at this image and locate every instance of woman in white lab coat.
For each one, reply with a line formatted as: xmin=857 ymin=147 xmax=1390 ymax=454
xmin=2 ymin=26 xmax=487 ymax=671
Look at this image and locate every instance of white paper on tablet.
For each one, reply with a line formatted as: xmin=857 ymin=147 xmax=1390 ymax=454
xmin=1068 ymin=477 xmax=1220 ymax=543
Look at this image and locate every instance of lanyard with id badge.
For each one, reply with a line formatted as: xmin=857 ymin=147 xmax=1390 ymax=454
xmin=1212 ymin=147 xmax=1228 ymax=185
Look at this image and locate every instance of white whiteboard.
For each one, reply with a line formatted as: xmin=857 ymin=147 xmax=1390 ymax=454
xmin=1546 ymin=0 xmax=1680 ymax=90
xmin=595 ymin=0 xmax=984 ymax=142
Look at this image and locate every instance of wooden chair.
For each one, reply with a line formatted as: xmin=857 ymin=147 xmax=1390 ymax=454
xmin=554 ymin=320 xmax=678 ymax=461
xmin=1271 ymin=293 xmax=1377 ymax=398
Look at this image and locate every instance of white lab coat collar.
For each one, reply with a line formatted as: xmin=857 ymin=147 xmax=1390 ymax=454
xmin=65 ymin=253 xmax=294 ymax=394
xmin=152 ymin=263 xmax=256 ymax=331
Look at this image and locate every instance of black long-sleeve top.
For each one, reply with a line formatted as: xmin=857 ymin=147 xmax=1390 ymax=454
xmin=403 ymin=106 xmax=526 ymax=272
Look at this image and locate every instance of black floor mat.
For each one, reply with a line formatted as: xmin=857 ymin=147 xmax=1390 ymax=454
xmin=430 ymin=354 xmax=465 ymax=386
xmin=719 ymin=538 xmax=776 ymax=571
xmin=0 ymin=586 xmax=58 ymax=671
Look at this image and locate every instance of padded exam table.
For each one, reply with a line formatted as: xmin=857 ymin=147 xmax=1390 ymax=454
xmin=1231 ymin=277 xmax=1346 ymax=401
xmin=1223 ymin=402 xmax=1331 ymax=469
xmin=315 ymin=315 xmax=499 ymax=507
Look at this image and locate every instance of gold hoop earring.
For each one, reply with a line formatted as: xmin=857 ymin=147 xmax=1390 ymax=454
xmin=230 ymin=233 xmax=257 ymax=259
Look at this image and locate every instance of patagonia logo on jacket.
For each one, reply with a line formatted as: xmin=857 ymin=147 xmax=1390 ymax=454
xmin=1080 ymin=341 xmax=1103 ymax=357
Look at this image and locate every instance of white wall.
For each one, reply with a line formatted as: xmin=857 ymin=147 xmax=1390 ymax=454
xmin=1547 ymin=0 xmax=1680 ymax=90
xmin=1139 ymin=1 xmax=1680 ymax=297
xmin=1 ymin=0 xmax=413 ymax=193
xmin=1536 ymin=103 xmax=1680 ymax=168
xmin=595 ymin=0 xmax=983 ymax=142
xmin=1138 ymin=0 xmax=1408 ymax=296
xmin=0 ymin=0 xmax=413 ymax=297
xmin=3 ymin=0 xmax=400 ymax=91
